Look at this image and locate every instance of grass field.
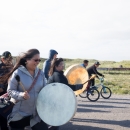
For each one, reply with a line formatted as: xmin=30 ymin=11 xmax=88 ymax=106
xmin=38 ymin=58 xmax=130 ymax=95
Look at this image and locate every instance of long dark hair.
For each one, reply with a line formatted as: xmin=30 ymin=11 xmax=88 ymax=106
xmin=0 ymin=49 xmax=40 ymax=84
xmin=49 ymin=58 xmax=63 ymax=76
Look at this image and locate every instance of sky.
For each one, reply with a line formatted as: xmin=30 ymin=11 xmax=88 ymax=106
xmin=0 ymin=0 xmax=130 ymax=61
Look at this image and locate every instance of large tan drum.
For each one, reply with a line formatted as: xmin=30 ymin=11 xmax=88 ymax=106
xmin=36 ymin=83 xmax=77 ymax=126
xmin=64 ymin=64 xmax=89 ymax=95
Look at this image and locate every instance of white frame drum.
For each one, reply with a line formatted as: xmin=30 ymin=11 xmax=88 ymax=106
xmin=36 ymin=83 xmax=77 ymax=126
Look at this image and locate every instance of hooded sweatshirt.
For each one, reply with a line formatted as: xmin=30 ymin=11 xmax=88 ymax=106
xmin=42 ymin=49 xmax=58 ymax=80
xmin=7 ymin=66 xmax=46 ymax=127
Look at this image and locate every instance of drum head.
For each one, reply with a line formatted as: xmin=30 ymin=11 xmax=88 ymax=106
xmin=36 ymin=83 xmax=77 ymax=126
xmin=64 ymin=64 xmax=89 ymax=95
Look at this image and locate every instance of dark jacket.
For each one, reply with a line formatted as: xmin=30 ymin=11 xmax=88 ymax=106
xmin=0 ymin=62 xmax=9 ymax=95
xmin=0 ymin=62 xmax=7 ymax=76
xmin=47 ymin=70 xmax=78 ymax=91
xmin=87 ymin=65 xmax=102 ymax=77
xmin=42 ymin=50 xmax=58 ymax=80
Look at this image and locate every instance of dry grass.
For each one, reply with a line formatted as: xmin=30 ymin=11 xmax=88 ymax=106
xmin=38 ymin=58 xmax=130 ymax=95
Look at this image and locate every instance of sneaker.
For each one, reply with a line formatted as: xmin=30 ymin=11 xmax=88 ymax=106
xmin=87 ymin=91 xmax=91 ymax=95
xmin=87 ymin=90 xmax=94 ymax=95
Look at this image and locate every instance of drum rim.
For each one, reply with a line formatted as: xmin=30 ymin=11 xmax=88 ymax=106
xmin=64 ymin=64 xmax=89 ymax=95
xmin=36 ymin=83 xmax=77 ymax=126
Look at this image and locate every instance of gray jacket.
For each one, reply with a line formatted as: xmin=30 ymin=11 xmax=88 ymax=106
xmin=7 ymin=66 xmax=46 ymax=127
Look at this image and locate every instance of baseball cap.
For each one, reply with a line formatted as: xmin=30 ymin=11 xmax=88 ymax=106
xmin=1 ymin=51 xmax=12 ymax=59
xmin=95 ymin=61 xmax=101 ymax=65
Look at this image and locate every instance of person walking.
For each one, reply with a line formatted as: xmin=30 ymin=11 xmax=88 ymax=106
xmin=0 ymin=51 xmax=13 ymax=130
xmin=42 ymin=49 xmax=58 ymax=81
xmin=47 ymin=58 xmax=83 ymax=130
xmin=0 ymin=49 xmax=48 ymax=130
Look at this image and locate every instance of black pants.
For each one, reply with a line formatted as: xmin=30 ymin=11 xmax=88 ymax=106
xmin=32 ymin=121 xmax=48 ymax=130
xmin=9 ymin=116 xmax=48 ymax=130
xmin=90 ymin=78 xmax=95 ymax=86
xmin=0 ymin=114 xmax=8 ymax=130
xmin=87 ymin=79 xmax=95 ymax=91
xmin=10 ymin=116 xmax=31 ymax=129
xmin=49 ymin=126 xmax=60 ymax=130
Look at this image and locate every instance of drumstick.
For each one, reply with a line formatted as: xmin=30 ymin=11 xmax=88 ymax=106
xmin=15 ymin=75 xmax=26 ymax=92
xmin=83 ymin=74 xmax=97 ymax=85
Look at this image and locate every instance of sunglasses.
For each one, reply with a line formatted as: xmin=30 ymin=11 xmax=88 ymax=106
xmin=33 ymin=59 xmax=41 ymax=62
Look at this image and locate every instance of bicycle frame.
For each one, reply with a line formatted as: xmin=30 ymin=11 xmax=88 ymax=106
xmin=79 ymin=76 xmax=111 ymax=100
xmin=95 ymin=77 xmax=104 ymax=88
xmin=93 ymin=76 xmax=107 ymax=93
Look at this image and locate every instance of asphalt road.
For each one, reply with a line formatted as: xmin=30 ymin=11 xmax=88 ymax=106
xmin=60 ymin=94 xmax=130 ymax=130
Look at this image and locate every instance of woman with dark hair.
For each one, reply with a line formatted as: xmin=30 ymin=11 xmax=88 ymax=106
xmin=47 ymin=58 xmax=83 ymax=130
xmin=0 ymin=49 xmax=48 ymax=130
xmin=48 ymin=58 xmax=83 ymax=91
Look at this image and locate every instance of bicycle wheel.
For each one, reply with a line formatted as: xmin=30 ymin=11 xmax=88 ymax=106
xmin=87 ymin=88 xmax=100 ymax=102
xmin=100 ymin=86 xmax=112 ymax=99
xmin=79 ymin=90 xmax=87 ymax=98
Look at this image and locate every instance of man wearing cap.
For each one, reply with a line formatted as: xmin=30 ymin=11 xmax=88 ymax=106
xmin=0 ymin=51 xmax=13 ymax=130
xmin=0 ymin=51 xmax=13 ymax=76
xmin=87 ymin=61 xmax=104 ymax=86
xmin=0 ymin=51 xmax=13 ymax=96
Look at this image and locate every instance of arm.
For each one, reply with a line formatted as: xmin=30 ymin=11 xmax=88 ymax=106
xmin=53 ymin=74 xmax=83 ymax=91
xmin=53 ymin=74 xmax=76 ymax=91
xmin=50 ymin=74 xmax=75 ymax=91
xmin=47 ymin=72 xmax=62 ymax=84
xmin=7 ymin=71 xmax=25 ymax=101
xmin=68 ymin=84 xmax=76 ymax=91
xmin=53 ymin=73 xmax=62 ymax=82
xmin=93 ymin=67 xmax=103 ymax=76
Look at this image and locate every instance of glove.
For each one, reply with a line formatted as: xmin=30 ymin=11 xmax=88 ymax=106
xmin=75 ymin=84 xmax=83 ymax=91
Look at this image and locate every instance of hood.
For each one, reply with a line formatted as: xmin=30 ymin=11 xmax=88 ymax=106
xmin=18 ymin=66 xmax=39 ymax=78
xmin=48 ymin=49 xmax=58 ymax=60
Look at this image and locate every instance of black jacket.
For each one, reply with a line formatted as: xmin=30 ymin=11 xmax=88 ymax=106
xmin=47 ymin=70 xmax=78 ymax=91
xmin=0 ymin=62 xmax=9 ymax=95
xmin=0 ymin=62 xmax=7 ymax=76
xmin=87 ymin=65 xmax=102 ymax=77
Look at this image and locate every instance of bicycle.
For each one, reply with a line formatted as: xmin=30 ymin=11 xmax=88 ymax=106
xmin=79 ymin=76 xmax=112 ymax=100
xmin=95 ymin=76 xmax=112 ymax=99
